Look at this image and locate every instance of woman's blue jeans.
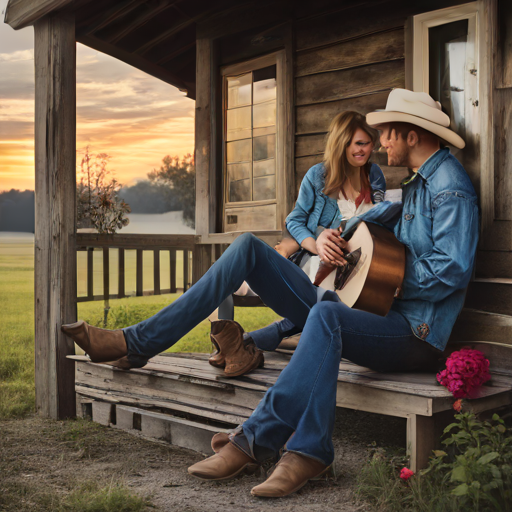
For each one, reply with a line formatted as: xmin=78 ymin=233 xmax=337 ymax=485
xmin=124 ymin=233 xmax=439 ymax=465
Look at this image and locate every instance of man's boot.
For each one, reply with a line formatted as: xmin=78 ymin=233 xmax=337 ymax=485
xmin=61 ymin=320 xmax=127 ymax=363
xmin=251 ymin=452 xmax=329 ymax=498
xmin=188 ymin=440 xmax=259 ymax=481
xmin=210 ymin=320 xmax=264 ymax=377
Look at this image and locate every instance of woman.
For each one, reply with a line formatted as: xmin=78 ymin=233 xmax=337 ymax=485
xmin=211 ymin=112 xmax=386 ymax=371
xmin=275 ymin=110 xmax=385 ymax=261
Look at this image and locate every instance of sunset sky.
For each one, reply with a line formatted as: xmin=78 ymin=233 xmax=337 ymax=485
xmin=0 ymin=0 xmax=195 ymax=192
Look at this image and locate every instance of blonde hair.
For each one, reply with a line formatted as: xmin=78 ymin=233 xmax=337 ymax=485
xmin=323 ymin=111 xmax=378 ymax=196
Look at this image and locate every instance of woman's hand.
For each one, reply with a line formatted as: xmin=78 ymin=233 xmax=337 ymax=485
xmin=316 ymin=228 xmax=347 ymax=266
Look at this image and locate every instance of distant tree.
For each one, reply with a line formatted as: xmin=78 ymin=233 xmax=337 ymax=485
xmin=0 ymin=189 xmax=35 ymax=233
xmin=77 ymin=147 xmax=131 ymax=234
xmin=147 ymin=154 xmax=195 ymax=228
xmin=119 ymin=180 xmax=182 ymax=214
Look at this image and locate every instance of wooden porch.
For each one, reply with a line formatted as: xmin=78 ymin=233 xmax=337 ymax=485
xmin=69 ymin=342 xmax=512 ymax=472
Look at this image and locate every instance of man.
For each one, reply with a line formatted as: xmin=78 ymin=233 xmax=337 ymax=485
xmin=62 ymin=89 xmax=479 ymax=497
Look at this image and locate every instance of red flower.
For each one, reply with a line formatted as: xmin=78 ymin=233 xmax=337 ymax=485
xmin=453 ymin=399 xmax=463 ymax=412
xmin=400 ymin=467 xmax=414 ymax=481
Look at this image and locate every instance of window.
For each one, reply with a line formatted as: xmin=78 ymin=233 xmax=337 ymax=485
xmin=410 ymin=3 xmax=480 ymax=182
xmin=222 ymin=52 xmax=284 ymax=233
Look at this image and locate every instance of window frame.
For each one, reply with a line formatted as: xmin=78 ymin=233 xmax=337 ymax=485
xmin=406 ymin=1 xmax=494 ymax=235
xmin=220 ymin=51 xmax=286 ymax=233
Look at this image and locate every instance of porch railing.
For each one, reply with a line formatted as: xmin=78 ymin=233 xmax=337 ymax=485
xmin=75 ymin=233 xmax=198 ymax=303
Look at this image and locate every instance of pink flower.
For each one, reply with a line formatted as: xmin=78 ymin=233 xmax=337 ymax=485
xmin=453 ymin=399 xmax=463 ymax=412
xmin=437 ymin=349 xmax=491 ymax=398
xmin=400 ymin=467 xmax=414 ymax=481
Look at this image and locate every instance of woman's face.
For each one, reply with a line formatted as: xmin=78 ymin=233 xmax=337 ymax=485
xmin=345 ymin=128 xmax=374 ymax=168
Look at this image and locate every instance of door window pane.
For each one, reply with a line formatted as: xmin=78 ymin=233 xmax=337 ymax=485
xmin=253 ymin=158 xmax=275 ymax=177
xmin=227 ymin=73 xmax=252 ymax=108
xmin=253 ymin=65 xmax=277 ymax=104
xmin=227 ymin=139 xmax=252 ymax=163
xmin=226 ymin=106 xmax=251 ymax=141
xmin=229 ymin=179 xmax=251 ymax=202
xmin=253 ymin=175 xmax=276 ymax=201
xmin=227 ymin=163 xmax=251 ymax=182
xmin=429 ymin=19 xmax=469 ymax=140
xmin=253 ymin=134 xmax=275 ymax=162
xmin=253 ymin=101 xmax=276 ymax=130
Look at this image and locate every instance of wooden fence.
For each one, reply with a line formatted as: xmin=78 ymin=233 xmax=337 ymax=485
xmin=76 ymin=233 xmax=199 ymax=303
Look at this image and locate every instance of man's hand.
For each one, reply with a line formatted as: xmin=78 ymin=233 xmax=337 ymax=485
xmin=316 ymin=228 xmax=347 ymax=266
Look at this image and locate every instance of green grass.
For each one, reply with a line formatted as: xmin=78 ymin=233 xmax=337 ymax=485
xmin=0 ymin=235 xmax=279 ymax=419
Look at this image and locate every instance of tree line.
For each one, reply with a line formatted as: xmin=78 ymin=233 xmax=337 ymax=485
xmin=0 ymin=149 xmax=196 ymax=234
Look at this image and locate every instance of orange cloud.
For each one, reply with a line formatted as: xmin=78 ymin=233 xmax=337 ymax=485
xmin=0 ymin=32 xmax=194 ymax=191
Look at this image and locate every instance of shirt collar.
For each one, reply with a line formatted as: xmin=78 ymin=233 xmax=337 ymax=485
xmin=416 ymin=147 xmax=450 ymax=181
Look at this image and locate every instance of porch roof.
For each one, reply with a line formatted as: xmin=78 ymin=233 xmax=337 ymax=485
xmin=4 ymin=0 xmax=232 ymax=99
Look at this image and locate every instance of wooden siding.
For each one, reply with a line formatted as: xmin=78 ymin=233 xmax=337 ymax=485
xmin=293 ymin=19 xmax=408 ymax=192
xmin=292 ymin=0 xmax=470 ymax=197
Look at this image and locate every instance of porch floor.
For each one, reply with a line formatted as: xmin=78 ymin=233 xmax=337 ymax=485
xmin=69 ymin=350 xmax=512 ymax=470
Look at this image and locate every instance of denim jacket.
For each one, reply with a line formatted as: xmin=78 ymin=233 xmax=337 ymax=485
xmin=285 ymin=162 xmax=386 ymax=245
xmin=345 ymin=148 xmax=479 ymax=351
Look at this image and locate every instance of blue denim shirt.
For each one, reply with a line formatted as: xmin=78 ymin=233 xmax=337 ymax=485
xmin=345 ymin=148 xmax=479 ymax=351
xmin=285 ymin=162 xmax=386 ymax=245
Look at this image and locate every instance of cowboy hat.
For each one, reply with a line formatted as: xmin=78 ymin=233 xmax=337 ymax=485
xmin=366 ymin=88 xmax=465 ymax=149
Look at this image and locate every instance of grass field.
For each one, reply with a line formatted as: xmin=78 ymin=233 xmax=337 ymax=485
xmin=0 ymin=234 xmax=279 ymax=419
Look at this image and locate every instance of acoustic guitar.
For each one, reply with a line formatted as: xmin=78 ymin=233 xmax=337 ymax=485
xmin=307 ymin=222 xmax=405 ymax=317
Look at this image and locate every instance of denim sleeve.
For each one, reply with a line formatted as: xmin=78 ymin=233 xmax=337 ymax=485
xmin=285 ymin=172 xmax=318 ymax=245
xmin=341 ymin=201 xmax=403 ymax=237
xmin=369 ymin=164 xmax=386 ymax=203
xmin=405 ymin=192 xmax=479 ymax=302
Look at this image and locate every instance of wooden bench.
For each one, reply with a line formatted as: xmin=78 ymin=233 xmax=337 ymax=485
xmin=69 ymin=332 xmax=512 ymax=471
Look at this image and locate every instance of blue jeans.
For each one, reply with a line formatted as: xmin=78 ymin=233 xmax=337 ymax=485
xmin=124 ymin=233 xmax=440 ymax=465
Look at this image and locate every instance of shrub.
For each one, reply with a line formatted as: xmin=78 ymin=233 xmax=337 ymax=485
xmin=356 ymin=410 xmax=512 ymax=511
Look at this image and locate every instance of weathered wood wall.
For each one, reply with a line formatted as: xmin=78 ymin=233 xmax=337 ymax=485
xmin=293 ymin=0 xmax=468 ymax=193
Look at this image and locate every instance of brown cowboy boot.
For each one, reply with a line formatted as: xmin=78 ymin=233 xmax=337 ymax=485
xmin=210 ymin=320 xmax=264 ymax=377
xmin=61 ymin=320 xmax=127 ymax=363
xmin=208 ymin=321 xmax=226 ymax=369
xmin=250 ymin=452 xmax=328 ymax=498
xmin=188 ymin=440 xmax=259 ymax=481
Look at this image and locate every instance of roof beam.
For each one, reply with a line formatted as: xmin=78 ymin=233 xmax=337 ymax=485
xmin=105 ymin=0 xmax=179 ymax=44
xmin=4 ymin=0 xmax=73 ymax=29
xmin=82 ymin=0 xmax=142 ymax=35
xmin=156 ymin=40 xmax=196 ymax=65
xmin=77 ymin=32 xmax=191 ymax=94
xmin=133 ymin=16 xmax=198 ymax=56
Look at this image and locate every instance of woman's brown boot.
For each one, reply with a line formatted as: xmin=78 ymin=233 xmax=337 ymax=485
xmin=61 ymin=320 xmax=127 ymax=363
xmin=209 ymin=320 xmax=264 ymax=377
xmin=208 ymin=321 xmax=226 ymax=369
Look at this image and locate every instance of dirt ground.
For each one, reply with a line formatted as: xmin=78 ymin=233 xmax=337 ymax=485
xmin=0 ymin=409 xmax=406 ymax=512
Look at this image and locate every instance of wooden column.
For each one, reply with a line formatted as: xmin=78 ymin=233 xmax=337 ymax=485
xmin=195 ymin=37 xmax=213 ymax=239
xmin=34 ymin=13 xmax=77 ymax=419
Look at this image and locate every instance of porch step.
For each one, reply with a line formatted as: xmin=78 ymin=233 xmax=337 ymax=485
xmin=451 ymin=308 xmax=512 ymax=347
xmin=465 ymin=278 xmax=512 ymax=316
xmin=78 ymin=398 xmax=229 ymax=455
xmin=476 ymin=250 xmax=512 ymax=279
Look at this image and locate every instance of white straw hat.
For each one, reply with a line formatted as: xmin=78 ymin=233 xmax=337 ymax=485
xmin=366 ymin=88 xmax=465 ymax=149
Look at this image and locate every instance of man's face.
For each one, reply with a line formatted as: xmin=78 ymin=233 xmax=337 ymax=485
xmin=379 ymin=125 xmax=409 ymax=167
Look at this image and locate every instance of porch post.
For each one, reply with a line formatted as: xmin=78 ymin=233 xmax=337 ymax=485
xmin=34 ymin=13 xmax=77 ymax=419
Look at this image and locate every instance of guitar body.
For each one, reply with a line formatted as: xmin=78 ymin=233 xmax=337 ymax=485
xmin=310 ymin=222 xmax=405 ymax=316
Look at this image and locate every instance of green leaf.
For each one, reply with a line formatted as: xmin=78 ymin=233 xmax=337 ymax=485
xmin=433 ymin=450 xmax=447 ymax=457
xmin=492 ymin=413 xmax=500 ymax=421
xmin=451 ymin=466 xmax=467 ymax=483
xmin=478 ymin=452 xmax=499 ymax=465
xmin=471 ymin=481 xmax=481 ymax=489
xmin=451 ymin=483 xmax=469 ymax=496
xmin=497 ymin=425 xmax=506 ymax=434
